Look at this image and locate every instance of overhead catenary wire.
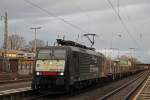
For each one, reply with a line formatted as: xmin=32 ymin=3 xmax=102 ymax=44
xmin=121 ymin=5 xmax=145 ymax=50
xmin=71 ymin=0 xmax=108 ymax=47
xmin=123 ymin=10 xmax=147 ymax=60
xmin=24 ymin=0 xmax=104 ymax=47
xmin=24 ymin=0 xmax=142 ymax=50
xmin=70 ymin=0 xmax=91 ymax=33
xmin=70 ymin=1 xmax=103 ymax=46
xmin=23 ymin=0 xmax=89 ymax=34
xmin=114 ymin=0 xmax=147 ymax=62
xmin=106 ymin=0 xmax=149 ymax=63
xmin=106 ymin=0 xmax=142 ymax=50
xmin=117 ymin=0 xmax=120 ymax=16
xmin=67 ymin=0 xmax=91 ymax=43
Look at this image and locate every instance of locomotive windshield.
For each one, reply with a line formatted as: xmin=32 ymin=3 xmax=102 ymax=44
xmin=37 ymin=49 xmax=66 ymax=60
xmin=36 ymin=49 xmax=66 ymax=72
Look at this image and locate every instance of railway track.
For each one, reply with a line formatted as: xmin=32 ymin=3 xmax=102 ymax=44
xmin=0 ymin=78 xmax=32 ymax=84
xmin=0 ymin=71 xmax=149 ymax=100
xmin=25 ymin=94 xmax=63 ymax=100
xmin=98 ymin=70 xmax=149 ymax=100
xmin=25 ymin=93 xmax=52 ymax=100
xmin=24 ymin=71 xmax=149 ymax=100
xmin=133 ymin=74 xmax=150 ymax=100
xmin=0 ymin=87 xmax=32 ymax=100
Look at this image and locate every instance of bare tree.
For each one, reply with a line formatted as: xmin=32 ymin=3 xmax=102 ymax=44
xmin=8 ymin=34 xmax=26 ymax=50
xmin=28 ymin=39 xmax=45 ymax=49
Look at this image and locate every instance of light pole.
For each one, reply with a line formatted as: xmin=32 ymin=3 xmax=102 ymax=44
xmin=1 ymin=16 xmax=4 ymax=48
xmin=30 ymin=27 xmax=41 ymax=52
xmin=110 ymin=33 xmax=122 ymax=56
xmin=1 ymin=12 xmax=9 ymax=72
xmin=129 ymin=48 xmax=136 ymax=58
xmin=129 ymin=48 xmax=136 ymax=68
xmin=1 ymin=13 xmax=8 ymax=50
xmin=110 ymin=48 xmax=120 ymax=59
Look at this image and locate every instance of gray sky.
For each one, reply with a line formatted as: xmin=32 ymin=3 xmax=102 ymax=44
xmin=0 ymin=0 xmax=150 ymax=62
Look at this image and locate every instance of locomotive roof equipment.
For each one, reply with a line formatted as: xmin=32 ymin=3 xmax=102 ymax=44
xmin=56 ymin=39 xmax=95 ymax=50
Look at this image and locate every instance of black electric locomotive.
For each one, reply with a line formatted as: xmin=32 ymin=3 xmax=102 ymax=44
xmin=31 ymin=39 xmax=104 ymax=92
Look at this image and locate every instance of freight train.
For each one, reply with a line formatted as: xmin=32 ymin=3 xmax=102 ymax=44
xmin=31 ymin=39 xmax=145 ymax=92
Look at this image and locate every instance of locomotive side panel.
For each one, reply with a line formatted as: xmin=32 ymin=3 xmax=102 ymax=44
xmin=78 ymin=52 xmax=100 ymax=80
xmin=71 ymin=51 xmax=101 ymax=82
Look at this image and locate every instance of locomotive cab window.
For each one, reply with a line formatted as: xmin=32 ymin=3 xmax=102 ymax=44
xmin=37 ymin=49 xmax=52 ymax=59
xmin=36 ymin=48 xmax=66 ymax=73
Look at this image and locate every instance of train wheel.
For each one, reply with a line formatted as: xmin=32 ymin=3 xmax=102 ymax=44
xmin=68 ymin=86 xmax=75 ymax=95
xmin=31 ymin=83 xmax=40 ymax=91
xmin=31 ymin=83 xmax=36 ymax=90
xmin=65 ymin=85 xmax=74 ymax=95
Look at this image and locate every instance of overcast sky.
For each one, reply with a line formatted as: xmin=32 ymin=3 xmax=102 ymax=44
xmin=0 ymin=0 xmax=150 ymax=62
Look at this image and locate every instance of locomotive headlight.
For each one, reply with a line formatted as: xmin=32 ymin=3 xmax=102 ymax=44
xmin=59 ymin=72 xmax=64 ymax=76
xmin=36 ymin=72 xmax=40 ymax=76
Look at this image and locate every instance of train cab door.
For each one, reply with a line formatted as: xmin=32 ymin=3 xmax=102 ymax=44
xmin=72 ymin=52 xmax=79 ymax=83
xmin=65 ymin=51 xmax=79 ymax=91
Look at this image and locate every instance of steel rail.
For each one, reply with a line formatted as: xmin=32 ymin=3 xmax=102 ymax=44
xmin=24 ymin=91 xmax=67 ymax=100
xmin=24 ymin=93 xmax=51 ymax=100
xmin=0 ymin=87 xmax=32 ymax=100
xmin=123 ymin=71 xmax=150 ymax=100
xmin=0 ymin=78 xmax=32 ymax=84
xmin=98 ymin=71 xmax=149 ymax=100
